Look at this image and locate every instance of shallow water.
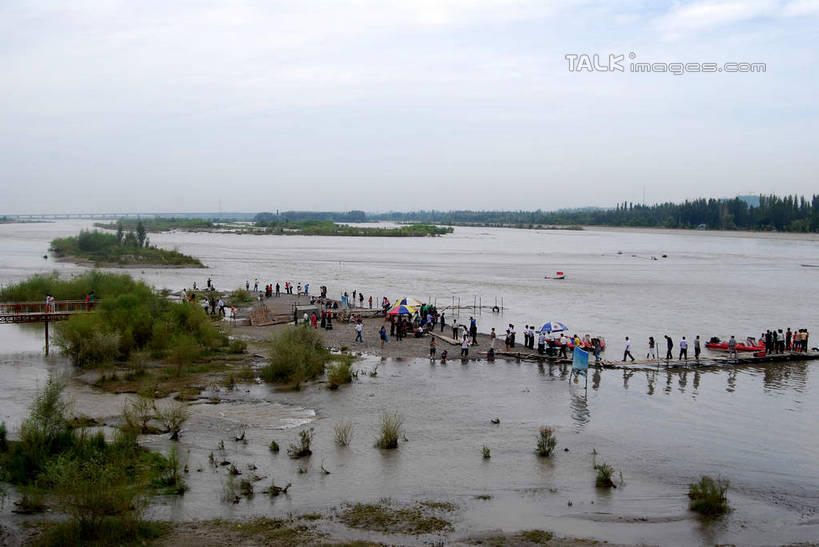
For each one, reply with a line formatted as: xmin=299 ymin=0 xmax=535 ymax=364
xmin=0 ymin=221 xmax=818 ymax=544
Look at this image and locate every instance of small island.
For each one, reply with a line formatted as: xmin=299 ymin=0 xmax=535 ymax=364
xmin=256 ymin=220 xmax=453 ymax=237
xmin=50 ymin=226 xmax=204 ymax=267
xmin=94 ymin=217 xmax=218 ymax=233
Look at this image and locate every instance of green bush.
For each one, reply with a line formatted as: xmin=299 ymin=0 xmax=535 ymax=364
xmin=261 ymin=327 xmax=330 ymax=386
xmin=327 ymin=359 xmax=354 ymax=389
xmin=228 ymin=338 xmax=247 ymax=354
xmin=54 ymin=315 xmax=121 ymax=367
xmin=688 ymin=476 xmax=730 ymax=516
xmin=536 ymin=427 xmax=557 ymax=457
xmin=287 ymin=428 xmax=313 ymax=459
xmin=228 ymin=288 xmax=253 ymax=306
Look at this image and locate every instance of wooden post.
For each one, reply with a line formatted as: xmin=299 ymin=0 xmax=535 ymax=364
xmin=44 ymin=320 xmax=49 ymax=356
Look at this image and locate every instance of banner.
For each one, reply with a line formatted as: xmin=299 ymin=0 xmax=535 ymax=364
xmin=572 ymin=347 xmax=589 ymax=376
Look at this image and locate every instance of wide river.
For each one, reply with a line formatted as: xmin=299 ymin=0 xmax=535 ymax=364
xmin=0 ymin=220 xmax=818 ymax=545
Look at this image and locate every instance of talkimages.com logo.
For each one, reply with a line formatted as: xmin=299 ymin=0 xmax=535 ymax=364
xmin=565 ymin=52 xmax=766 ymax=75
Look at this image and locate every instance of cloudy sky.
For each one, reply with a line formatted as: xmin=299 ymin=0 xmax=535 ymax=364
xmin=1 ymin=1 xmax=817 ymax=214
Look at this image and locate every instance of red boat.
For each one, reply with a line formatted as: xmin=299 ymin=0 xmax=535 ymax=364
xmin=705 ymin=337 xmax=765 ymax=353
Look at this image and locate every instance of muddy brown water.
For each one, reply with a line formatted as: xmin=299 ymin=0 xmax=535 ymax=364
xmin=1 ymin=221 xmax=818 ymax=544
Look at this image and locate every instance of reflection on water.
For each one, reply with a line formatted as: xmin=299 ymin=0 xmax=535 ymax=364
xmin=570 ymin=390 xmax=590 ymax=430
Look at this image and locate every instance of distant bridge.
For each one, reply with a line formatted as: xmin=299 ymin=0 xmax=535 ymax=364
xmin=1 ymin=212 xmax=257 ymax=221
xmin=0 ymin=300 xmax=95 ymax=354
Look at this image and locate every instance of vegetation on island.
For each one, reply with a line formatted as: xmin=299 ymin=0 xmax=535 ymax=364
xmin=0 ymin=272 xmax=242 ymax=375
xmin=255 ymin=218 xmax=452 ymax=237
xmin=50 ymin=226 xmax=203 ymax=267
xmin=94 ymin=217 xmax=218 ymax=233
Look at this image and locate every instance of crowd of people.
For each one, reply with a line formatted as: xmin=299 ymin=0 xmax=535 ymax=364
xmin=762 ymin=328 xmax=810 ymax=353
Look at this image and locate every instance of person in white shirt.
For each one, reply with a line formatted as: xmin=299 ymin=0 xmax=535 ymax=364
xmin=559 ymin=334 xmax=568 ymax=358
xmin=537 ymin=332 xmax=546 ymax=354
xmin=354 ymin=321 xmax=363 ymax=342
xmin=623 ymin=336 xmax=635 ymax=362
xmin=461 ymin=337 xmax=469 ymax=358
xmin=679 ymin=336 xmax=688 ymax=360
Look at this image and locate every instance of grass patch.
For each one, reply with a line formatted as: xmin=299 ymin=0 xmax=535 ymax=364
xmin=688 ymin=476 xmax=730 ymax=516
xmin=595 ymin=462 xmax=616 ymax=488
xmin=269 ymin=439 xmax=280 ymax=453
xmin=340 ymin=501 xmax=453 ymax=534
xmin=334 ymin=420 xmax=354 ymax=447
xmin=327 ymin=357 xmax=355 ymax=389
xmin=481 ymin=445 xmax=491 ymax=459
xmin=287 ymin=428 xmax=313 ymax=459
xmin=221 ymin=517 xmax=319 ymax=544
xmin=535 ymin=426 xmax=557 ymax=457
xmin=375 ymin=412 xmax=403 ymax=450
xmin=261 ymin=327 xmax=330 ymax=387
xmin=33 ymin=518 xmax=169 ymax=547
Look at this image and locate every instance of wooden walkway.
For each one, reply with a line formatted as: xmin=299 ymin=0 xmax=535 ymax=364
xmin=0 ymin=300 xmax=93 ymax=324
xmin=486 ymin=348 xmax=819 ymax=370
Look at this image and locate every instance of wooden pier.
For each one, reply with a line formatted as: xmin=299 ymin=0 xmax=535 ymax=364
xmin=0 ymin=300 xmax=94 ymax=354
xmin=485 ymin=348 xmax=818 ymax=370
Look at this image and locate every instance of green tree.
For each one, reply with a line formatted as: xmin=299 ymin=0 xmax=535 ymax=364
xmin=136 ymin=221 xmax=147 ymax=248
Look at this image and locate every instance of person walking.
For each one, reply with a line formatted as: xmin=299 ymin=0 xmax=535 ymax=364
xmin=354 ymin=320 xmax=363 ymax=343
xmin=254 ymin=279 xmax=259 ymax=292
xmin=694 ymin=335 xmax=701 ymax=360
xmin=429 ymin=337 xmax=437 ymax=359
xmin=379 ymin=325 xmax=387 ymax=348
xmin=460 ymin=337 xmax=469 ymax=358
xmin=490 ymin=328 xmax=496 ymax=349
xmin=470 ymin=319 xmax=478 ymax=345
xmin=623 ymin=336 xmax=635 ymax=362
xmin=664 ymin=335 xmax=673 ymax=359
xmin=246 ymin=280 xmax=250 ymax=291
xmin=440 ymin=312 xmax=446 ymax=332
xmin=505 ymin=329 xmax=511 ymax=351
xmin=647 ymin=336 xmax=656 ymax=359
xmin=679 ymin=336 xmax=688 ymax=361
xmin=368 ymin=296 xmax=373 ymax=309
xmin=509 ymin=325 xmax=516 ymax=348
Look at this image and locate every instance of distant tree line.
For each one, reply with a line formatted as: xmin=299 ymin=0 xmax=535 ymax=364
xmin=370 ymin=195 xmax=819 ymax=232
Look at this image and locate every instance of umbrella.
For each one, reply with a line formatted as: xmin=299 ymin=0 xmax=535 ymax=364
xmin=387 ymin=304 xmax=418 ymax=316
xmin=539 ymin=321 xmax=568 ymax=333
xmin=395 ymin=297 xmax=422 ymax=308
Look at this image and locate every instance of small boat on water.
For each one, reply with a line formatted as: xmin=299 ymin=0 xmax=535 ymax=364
xmin=545 ymin=271 xmax=565 ymax=280
xmin=705 ymin=336 xmax=765 ymax=353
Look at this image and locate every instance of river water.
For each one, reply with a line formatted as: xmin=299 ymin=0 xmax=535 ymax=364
xmin=1 ymin=220 xmax=818 ymax=545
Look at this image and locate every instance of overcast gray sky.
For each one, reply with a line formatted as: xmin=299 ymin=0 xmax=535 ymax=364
xmin=1 ymin=1 xmax=817 ymax=214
